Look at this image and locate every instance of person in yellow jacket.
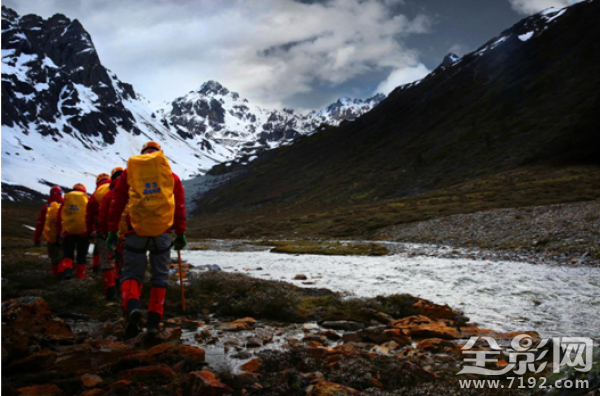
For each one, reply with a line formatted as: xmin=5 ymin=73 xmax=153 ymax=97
xmin=86 ymin=173 xmax=111 ymax=273
xmin=33 ymin=186 xmax=64 ymax=275
xmin=56 ymin=183 xmax=90 ymax=281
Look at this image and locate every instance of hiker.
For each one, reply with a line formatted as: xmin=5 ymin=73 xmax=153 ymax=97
xmin=97 ymin=166 xmax=124 ymax=300
xmin=107 ymin=141 xmax=187 ymax=337
xmin=56 ymin=183 xmax=90 ymax=281
xmin=33 ymin=186 xmax=65 ymax=275
xmin=86 ymin=173 xmax=111 ymax=274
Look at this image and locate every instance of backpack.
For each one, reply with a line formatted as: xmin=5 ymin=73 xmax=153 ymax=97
xmin=62 ymin=191 xmax=88 ymax=234
xmin=93 ymin=183 xmax=111 ymax=204
xmin=43 ymin=201 xmax=61 ymax=243
xmin=127 ymin=150 xmax=175 ymax=237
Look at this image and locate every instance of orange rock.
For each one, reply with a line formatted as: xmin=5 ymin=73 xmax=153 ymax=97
xmin=81 ymin=389 xmax=104 ymax=396
xmin=308 ymin=381 xmax=362 ymax=395
xmin=105 ymin=380 xmax=133 ymax=389
xmin=332 ymin=344 xmax=360 ymax=355
xmin=307 ymin=340 xmax=323 ymax=348
xmin=167 ymin=345 xmax=206 ymax=363
xmin=81 ymin=373 xmax=103 ymax=388
xmin=390 ymin=316 xmax=461 ymax=339
xmin=8 ymin=349 xmax=56 ymax=372
xmin=183 ymin=370 xmax=233 ymax=396
xmin=16 ymin=384 xmax=63 ymax=396
xmin=308 ymin=346 xmax=335 ymax=357
xmin=118 ymin=363 xmax=177 ymax=383
xmin=240 ymin=357 xmax=262 ymax=372
xmin=416 ymin=338 xmax=457 ymax=353
xmin=2 ymin=297 xmax=74 ymax=360
xmin=132 ymin=343 xmax=173 ymax=361
xmin=411 ymin=300 xmax=457 ymax=320
xmin=216 ymin=317 xmax=256 ymax=332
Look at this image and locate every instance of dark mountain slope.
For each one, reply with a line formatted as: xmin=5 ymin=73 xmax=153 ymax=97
xmin=193 ymin=2 xmax=600 ymax=237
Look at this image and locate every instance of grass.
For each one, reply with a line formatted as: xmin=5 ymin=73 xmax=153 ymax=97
xmin=255 ymin=240 xmax=389 ymax=256
xmin=187 ymin=165 xmax=600 ymax=243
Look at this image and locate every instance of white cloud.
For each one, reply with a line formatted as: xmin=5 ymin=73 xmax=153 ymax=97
xmin=374 ymin=63 xmax=430 ymax=95
xmin=508 ymin=0 xmax=581 ymax=14
xmin=6 ymin=0 xmax=431 ymax=109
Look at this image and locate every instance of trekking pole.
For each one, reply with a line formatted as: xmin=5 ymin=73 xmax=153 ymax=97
xmin=177 ymin=250 xmax=187 ymax=312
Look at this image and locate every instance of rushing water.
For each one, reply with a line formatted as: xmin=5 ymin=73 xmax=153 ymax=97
xmin=180 ymin=246 xmax=600 ymax=339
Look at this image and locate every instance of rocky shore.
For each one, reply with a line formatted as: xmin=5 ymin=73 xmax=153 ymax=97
xmin=5 ymin=252 xmax=598 ymax=396
xmin=378 ymin=200 xmax=600 ymax=267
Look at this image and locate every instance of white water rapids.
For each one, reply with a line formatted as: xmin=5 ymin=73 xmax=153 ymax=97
xmin=180 ymin=245 xmax=600 ymax=339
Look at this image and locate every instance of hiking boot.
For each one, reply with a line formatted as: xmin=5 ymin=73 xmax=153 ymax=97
xmin=124 ymin=299 xmax=142 ymax=339
xmin=145 ymin=312 xmax=161 ymax=337
xmin=63 ymin=268 xmax=73 ymax=281
xmin=105 ymin=286 xmax=117 ymax=301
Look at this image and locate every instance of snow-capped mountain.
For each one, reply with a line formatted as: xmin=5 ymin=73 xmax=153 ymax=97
xmin=1 ymin=6 xmax=385 ymax=200
xmin=1 ymin=6 xmax=235 ymax=199
xmin=158 ymin=81 xmax=385 ymax=158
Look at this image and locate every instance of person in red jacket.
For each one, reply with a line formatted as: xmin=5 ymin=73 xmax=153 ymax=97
xmin=56 ymin=183 xmax=90 ymax=281
xmin=97 ymin=167 xmax=124 ymax=300
xmin=107 ymin=141 xmax=187 ymax=338
xmin=33 ymin=186 xmax=64 ymax=274
xmin=86 ymin=173 xmax=111 ymax=274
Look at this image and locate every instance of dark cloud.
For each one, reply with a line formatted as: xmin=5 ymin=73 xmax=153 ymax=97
xmin=4 ymin=0 xmax=560 ymax=111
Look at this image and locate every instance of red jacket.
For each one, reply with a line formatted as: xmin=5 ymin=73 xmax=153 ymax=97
xmin=98 ymin=178 xmax=119 ymax=235
xmin=34 ymin=195 xmax=64 ymax=243
xmin=85 ymin=179 xmax=111 ymax=235
xmin=107 ymin=169 xmax=186 ymax=235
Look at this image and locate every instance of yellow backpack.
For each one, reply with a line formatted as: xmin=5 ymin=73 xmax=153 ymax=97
xmin=62 ymin=191 xmax=88 ymax=234
xmin=43 ymin=201 xmax=61 ymax=243
xmin=93 ymin=183 xmax=110 ymax=204
xmin=127 ymin=150 xmax=175 ymax=237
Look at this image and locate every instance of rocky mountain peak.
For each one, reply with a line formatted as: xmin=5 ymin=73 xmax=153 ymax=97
xmin=441 ymin=53 xmax=461 ymax=67
xmin=198 ymin=80 xmax=230 ymax=96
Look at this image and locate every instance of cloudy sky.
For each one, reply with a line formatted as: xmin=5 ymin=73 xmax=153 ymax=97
xmin=5 ymin=0 xmax=581 ymax=111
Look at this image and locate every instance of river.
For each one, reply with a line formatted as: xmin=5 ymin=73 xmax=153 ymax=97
xmin=180 ymin=243 xmax=600 ymax=339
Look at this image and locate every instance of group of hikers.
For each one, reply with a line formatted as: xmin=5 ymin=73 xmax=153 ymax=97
xmin=33 ymin=141 xmax=187 ymax=338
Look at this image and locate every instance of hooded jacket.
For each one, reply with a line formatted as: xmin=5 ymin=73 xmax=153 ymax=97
xmin=34 ymin=194 xmax=64 ymax=243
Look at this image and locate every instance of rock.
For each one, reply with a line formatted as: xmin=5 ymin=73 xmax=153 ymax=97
xmin=308 ymin=381 xmax=361 ymax=396
xmin=390 ymin=315 xmax=462 ymax=339
xmin=412 ymin=300 xmax=457 ymax=320
xmin=321 ymin=321 xmax=365 ymax=331
xmin=196 ymin=328 xmax=213 ymax=340
xmin=231 ymin=351 xmax=252 ymax=360
xmin=81 ymin=373 xmax=103 ymax=388
xmin=299 ymin=371 xmax=325 ymax=384
xmin=8 ymin=349 xmax=56 ymax=372
xmin=358 ymin=327 xmax=411 ymax=346
xmin=118 ymin=364 xmax=177 ymax=383
xmin=216 ymin=317 xmax=256 ymax=332
xmin=302 ymin=323 xmax=320 ymax=331
xmin=183 ymin=370 xmax=233 ymax=396
xmin=370 ymin=345 xmax=391 ymax=356
xmin=80 ymin=389 xmax=104 ymax=396
xmin=434 ymin=354 xmax=455 ymax=363
xmin=416 ymin=338 xmax=457 ymax=353
xmin=360 ymin=308 xmax=394 ymax=323
xmin=224 ymin=338 xmax=243 ymax=347
xmin=294 ymin=274 xmax=308 ymax=280
xmin=240 ymin=357 xmax=262 ymax=372
xmin=105 ymin=380 xmax=134 ymax=390
xmin=2 ymin=297 xmax=74 ymax=361
xmin=16 ymin=384 xmax=63 ymax=396
xmin=317 ymin=330 xmax=341 ymax=340
xmin=303 ymin=334 xmax=328 ymax=344
xmin=246 ymin=337 xmax=263 ymax=348
xmin=131 ymin=343 xmax=173 ymax=361
xmin=341 ymin=332 xmax=362 ymax=343
xmin=166 ymin=345 xmax=206 ymax=363
xmin=380 ymin=340 xmax=402 ymax=352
